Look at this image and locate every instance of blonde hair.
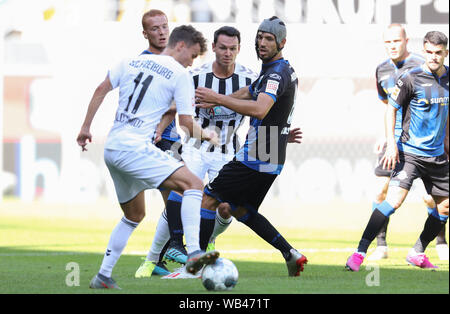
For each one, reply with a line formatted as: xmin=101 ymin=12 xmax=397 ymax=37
xmin=142 ymin=9 xmax=167 ymax=29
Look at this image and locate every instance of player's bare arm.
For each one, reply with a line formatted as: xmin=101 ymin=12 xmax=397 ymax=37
xmin=381 ymin=104 xmax=399 ymax=170
xmin=229 ymin=86 xmax=253 ymax=100
xmin=76 ymin=76 xmax=113 ymax=151
xmin=178 ymin=114 xmax=220 ymax=146
xmin=154 ymin=104 xmax=176 ymax=143
xmin=195 ymin=87 xmax=274 ymax=120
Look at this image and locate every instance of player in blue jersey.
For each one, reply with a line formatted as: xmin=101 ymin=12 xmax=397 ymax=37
xmin=369 ymin=24 xmax=448 ymax=261
xmin=346 ymin=31 xmax=449 ymax=271
xmin=194 ymin=16 xmax=307 ymax=277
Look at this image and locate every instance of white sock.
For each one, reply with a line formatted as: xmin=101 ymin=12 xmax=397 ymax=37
xmin=180 ymin=189 xmax=203 ymax=254
xmin=99 ymin=216 xmax=139 ymax=278
xmin=147 ymin=209 xmax=170 ymax=262
xmin=209 ymin=211 xmax=233 ymax=243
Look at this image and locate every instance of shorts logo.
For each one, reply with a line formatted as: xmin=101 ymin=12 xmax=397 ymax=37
xmin=266 ymin=80 xmax=279 ymax=95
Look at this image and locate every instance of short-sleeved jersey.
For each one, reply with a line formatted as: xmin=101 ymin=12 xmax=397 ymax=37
xmin=235 ymin=58 xmax=298 ymax=175
xmin=388 ymin=65 xmax=449 ymax=157
xmin=190 ymin=61 xmax=258 ymax=155
xmin=141 ymin=50 xmax=181 ymax=142
xmin=104 ymin=53 xmax=195 ymax=152
xmin=376 ymin=53 xmax=424 ymax=139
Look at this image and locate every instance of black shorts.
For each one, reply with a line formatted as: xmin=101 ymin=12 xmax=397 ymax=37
xmin=204 ymin=159 xmax=277 ymax=213
xmin=390 ymin=152 xmax=449 ymax=196
xmin=155 ymin=138 xmax=183 ymax=161
xmin=374 ymin=143 xmax=393 ymax=177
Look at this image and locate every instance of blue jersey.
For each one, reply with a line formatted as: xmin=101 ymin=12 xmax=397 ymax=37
xmin=376 ymin=53 xmax=424 ymax=139
xmin=388 ymin=65 xmax=449 ymax=157
xmin=140 ymin=50 xmax=181 ymax=142
xmin=236 ymin=59 xmax=298 ymax=175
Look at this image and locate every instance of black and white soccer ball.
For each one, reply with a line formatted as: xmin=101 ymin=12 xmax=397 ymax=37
xmin=201 ymin=258 xmax=239 ymax=291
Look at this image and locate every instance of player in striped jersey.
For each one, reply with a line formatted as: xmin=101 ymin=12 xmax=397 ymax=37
xmin=139 ymin=26 xmax=259 ymax=279
xmin=368 ymin=24 xmax=448 ymax=261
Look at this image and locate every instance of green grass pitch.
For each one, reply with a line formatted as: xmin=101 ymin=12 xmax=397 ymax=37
xmin=0 ymin=199 xmax=448 ymax=295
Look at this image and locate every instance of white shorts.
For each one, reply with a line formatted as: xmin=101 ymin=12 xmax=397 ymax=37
xmin=104 ymin=147 xmax=184 ymax=204
xmin=181 ymin=140 xmax=234 ymax=182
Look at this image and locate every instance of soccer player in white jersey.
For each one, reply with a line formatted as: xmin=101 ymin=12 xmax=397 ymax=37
xmin=134 ymin=9 xmax=188 ymax=277
xmin=76 ymin=25 xmax=220 ymax=289
xmin=136 ymin=26 xmax=259 ymax=279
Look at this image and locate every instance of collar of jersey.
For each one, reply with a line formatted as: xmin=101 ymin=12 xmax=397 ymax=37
xmin=422 ymin=64 xmax=449 ymax=78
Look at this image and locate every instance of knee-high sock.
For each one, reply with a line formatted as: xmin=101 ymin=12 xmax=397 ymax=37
xmin=199 ymin=208 xmax=216 ymax=251
xmin=241 ymin=212 xmax=293 ymax=260
xmin=180 ymin=189 xmax=203 ymax=254
xmin=166 ymin=192 xmax=184 ymax=242
xmin=146 ymin=209 xmax=170 ymax=262
xmin=414 ymin=209 xmax=448 ymax=253
xmin=99 ymin=216 xmax=139 ymax=278
xmin=210 ymin=211 xmax=233 ymax=243
xmin=357 ymin=201 xmax=395 ymax=254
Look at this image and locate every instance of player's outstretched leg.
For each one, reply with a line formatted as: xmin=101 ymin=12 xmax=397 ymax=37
xmin=235 ymin=206 xmax=307 ymax=277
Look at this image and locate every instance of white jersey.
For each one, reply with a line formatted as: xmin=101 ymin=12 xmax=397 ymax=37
xmin=105 ymin=54 xmax=195 ymax=152
xmin=189 ymin=61 xmax=258 ymax=156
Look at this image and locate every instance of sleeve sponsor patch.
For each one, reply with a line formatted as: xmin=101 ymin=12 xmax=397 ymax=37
xmin=390 ymin=86 xmax=400 ymax=101
xmin=265 ymin=79 xmax=279 ymax=95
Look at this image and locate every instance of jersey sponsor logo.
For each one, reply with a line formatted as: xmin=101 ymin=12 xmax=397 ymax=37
xmin=430 ymin=96 xmax=449 ymax=105
xmin=418 ymin=98 xmax=430 ymax=105
xmin=421 ymin=83 xmax=432 ymax=87
xmin=266 ymin=80 xmax=279 ymax=95
xmin=206 ymin=107 xmax=237 ymax=119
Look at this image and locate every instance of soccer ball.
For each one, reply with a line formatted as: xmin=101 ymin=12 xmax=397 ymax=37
xmin=201 ymin=258 xmax=239 ymax=291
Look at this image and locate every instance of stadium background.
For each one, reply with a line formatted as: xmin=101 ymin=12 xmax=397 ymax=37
xmin=0 ymin=0 xmax=448 ymax=233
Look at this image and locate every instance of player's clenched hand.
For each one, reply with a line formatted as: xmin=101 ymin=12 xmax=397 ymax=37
xmin=153 ymin=129 xmax=162 ymax=144
xmin=195 ymin=87 xmax=220 ymax=106
xmin=202 ymin=129 xmax=220 ymax=146
xmin=380 ymin=142 xmax=399 ymax=170
xmin=76 ymin=128 xmax=92 ymax=152
xmin=288 ymin=127 xmax=303 ymax=144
